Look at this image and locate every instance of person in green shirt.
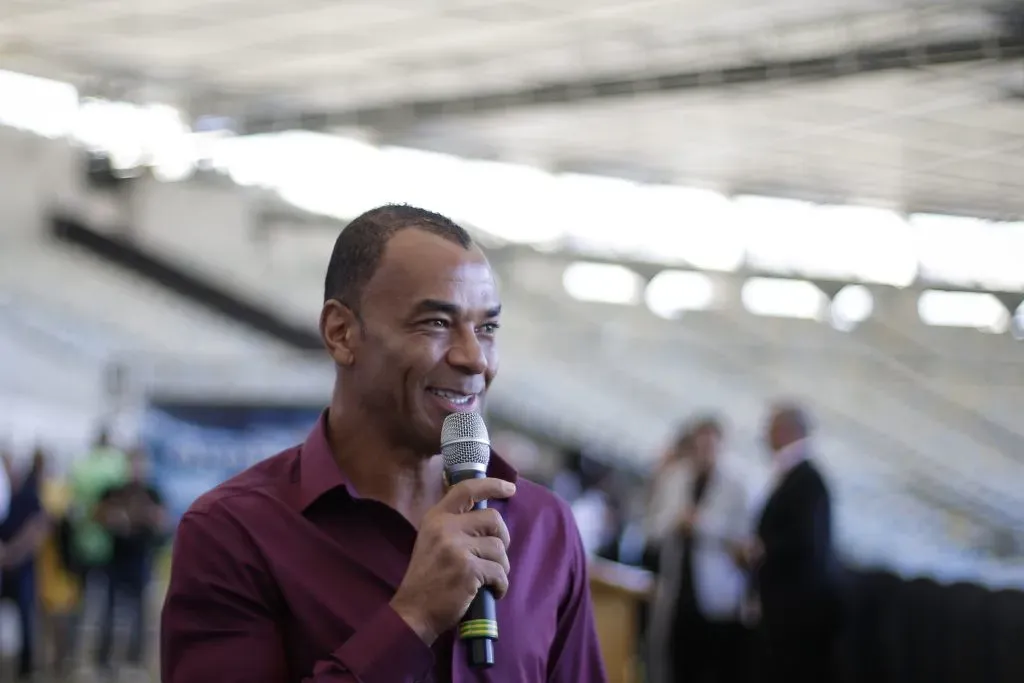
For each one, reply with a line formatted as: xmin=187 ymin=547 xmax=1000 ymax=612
xmin=69 ymin=428 xmax=128 ymax=571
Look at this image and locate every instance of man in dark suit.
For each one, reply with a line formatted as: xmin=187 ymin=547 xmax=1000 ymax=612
xmin=749 ymin=403 xmax=842 ymax=683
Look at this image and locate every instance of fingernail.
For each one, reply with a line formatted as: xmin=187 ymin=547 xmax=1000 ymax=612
xmin=503 ymin=482 xmax=516 ymax=495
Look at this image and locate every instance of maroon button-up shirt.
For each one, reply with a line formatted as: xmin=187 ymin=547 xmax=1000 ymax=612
xmin=161 ymin=413 xmax=607 ymax=683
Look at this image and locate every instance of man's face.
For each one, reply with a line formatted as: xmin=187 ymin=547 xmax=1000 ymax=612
xmin=328 ymin=229 xmax=501 ymax=454
xmin=693 ymin=427 xmax=720 ymax=467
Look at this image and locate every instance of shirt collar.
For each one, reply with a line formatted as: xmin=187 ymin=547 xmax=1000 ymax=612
xmin=297 ymin=410 xmax=520 ymax=512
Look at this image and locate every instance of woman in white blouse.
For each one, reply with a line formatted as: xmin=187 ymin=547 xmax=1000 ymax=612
xmin=646 ymin=418 xmax=754 ymax=683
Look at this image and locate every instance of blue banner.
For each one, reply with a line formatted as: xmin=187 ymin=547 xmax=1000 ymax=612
xmin=142 ymin=401 xmax=322 ymax=522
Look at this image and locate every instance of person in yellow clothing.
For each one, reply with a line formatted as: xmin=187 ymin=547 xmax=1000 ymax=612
xmin=37 ymin=475 xmax=82 ymax=677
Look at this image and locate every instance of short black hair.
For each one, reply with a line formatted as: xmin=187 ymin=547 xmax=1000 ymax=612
xmin=323 ymin=204 xmax=473 ymax=307
xmin=772 ymin=402 xmax=812 ymax=437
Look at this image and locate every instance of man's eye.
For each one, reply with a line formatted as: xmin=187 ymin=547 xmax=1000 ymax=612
xmin=424 ymin=319 xmax=449 ymax=329
xmin=479 ymin=322 xmax=501 ymax=334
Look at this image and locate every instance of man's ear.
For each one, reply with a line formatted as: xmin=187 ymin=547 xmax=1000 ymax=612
xmin=320 ymin=300 xmax=360 ymax=366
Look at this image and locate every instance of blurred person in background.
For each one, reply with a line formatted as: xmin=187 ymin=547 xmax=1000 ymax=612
xmin=70 ymin=427 xmax=128 ymax=575
xmin=745 ymin=403 xmax=842 ymax=683
xmin=614 ymin=490 xmax=652 ymax=568
xmin=571 ymin=464 xmax=618 ymax=557
xmin=94 ymin=446 xmax=166 ymax=676
xmin=0 ymin=444 xmax=9 ymax=601
xmin=37 ymin=456 xmax=83 ymax=679
xmin=551 ymin=447 xmax=585 ymax=503
xmin=644 ymin=426 xmax=693 ymax=573
xmin=0 ymin=444 xmax=9 ymax=534
xmin=0 ymin=448 xmax=49 ymax=680
xmin=640 ymin=427 xmax=692 ymax=671
xmin=648 ymin=417 xmax=752 ymax=683
xmin=65 ymin=427 xmax=128 ymax=678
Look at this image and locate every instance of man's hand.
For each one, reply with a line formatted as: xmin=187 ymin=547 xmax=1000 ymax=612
xmin=736 ymin=538 xmax=764 ymax=569
xmin=390 ymin=477 xmax=516 ymax=645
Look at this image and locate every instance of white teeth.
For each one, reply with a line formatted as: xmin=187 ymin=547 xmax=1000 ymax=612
xmin=430 ymin=389 xmax=472 ymax=404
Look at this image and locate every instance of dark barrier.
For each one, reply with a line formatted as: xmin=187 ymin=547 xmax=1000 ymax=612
xmin=841 ymin=570 xmax=1024 ymax=683
xmin=51 ymin=215 xmax=322 ymax=350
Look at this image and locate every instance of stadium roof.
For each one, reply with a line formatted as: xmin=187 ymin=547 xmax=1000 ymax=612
xmin=2 ymin=0 xmax=1023 ymax=216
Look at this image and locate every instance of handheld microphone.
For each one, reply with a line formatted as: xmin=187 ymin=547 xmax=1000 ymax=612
xmin=440 ymin=411 xmax=497 ymax=669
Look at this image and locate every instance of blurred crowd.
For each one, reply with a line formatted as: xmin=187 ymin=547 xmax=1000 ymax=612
xmin=3 ymin=402 xmax=1015 ymax=683
xmin=547 ymin=402 xmax=844 ymax=683
xmin=0 ymin=430 xmax=167 ymax=682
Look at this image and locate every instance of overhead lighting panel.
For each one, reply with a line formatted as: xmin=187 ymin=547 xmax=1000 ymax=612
xmin=912 ymin=213 xmax=1024 ymax=292
xmin=635 ymin=186 xmax=745 ymax=272
xmin=830 ymin=284 xmax=875 ymax=331
xmin=0 ymin=69 xmax=78 ymax=139
xmin=738 ymin=196 xmax=917 ymax=286
xmin=562 ymin=261 xmax=642 ymax=305
xmin=917 ymin=290 xmax=1009 ymax=334
xmin=741 ymin=277 xmax=826 ymax=320
xmin=644 ymin=270 xmax=716 ymax=319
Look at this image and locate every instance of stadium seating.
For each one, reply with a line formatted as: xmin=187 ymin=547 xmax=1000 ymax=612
xmin=1 ymin=131 xmax=1021 ymax=583
xmin=0 ymin=239 xmax=290 ymax=360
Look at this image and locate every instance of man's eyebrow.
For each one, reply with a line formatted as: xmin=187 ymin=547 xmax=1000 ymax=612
xmin=409 ymin=300 xmax=502 ymax=318
xmin=410 ymin=299 xmax=460 ymax=316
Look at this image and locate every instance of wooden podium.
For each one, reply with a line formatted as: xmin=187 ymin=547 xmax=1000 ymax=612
xmin=588 ymin=559 xmax=654 ymax=683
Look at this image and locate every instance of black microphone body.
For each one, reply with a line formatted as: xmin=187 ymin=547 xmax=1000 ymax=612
xmin=447 ymin=466 xmax=497 ymax=668
xmin=440 ymin=411 xmax=498 ymax=669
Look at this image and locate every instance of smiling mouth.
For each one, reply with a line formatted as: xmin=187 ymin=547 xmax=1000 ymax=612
xmin=427 ymin=388 xmax=478 ymax=410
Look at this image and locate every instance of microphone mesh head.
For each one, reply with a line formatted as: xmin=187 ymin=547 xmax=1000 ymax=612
xmin=441 ymin=412 xmax=491 ymax=469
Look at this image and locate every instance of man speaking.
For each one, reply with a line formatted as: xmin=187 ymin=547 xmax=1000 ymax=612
xmin=160 ymin=205 xmax=607 ymax=682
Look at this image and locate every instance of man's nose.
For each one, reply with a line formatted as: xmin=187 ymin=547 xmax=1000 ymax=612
xmin=447 ymin=327 xmax=488 ymax=375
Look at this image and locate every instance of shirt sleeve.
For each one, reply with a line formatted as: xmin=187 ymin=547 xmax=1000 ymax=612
xmin=545 ymin=502 xmax=609 ymax=683
xmin=161 ymin=509 xmax=434 ymax=683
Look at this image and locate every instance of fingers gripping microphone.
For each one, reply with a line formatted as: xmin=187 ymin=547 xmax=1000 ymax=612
xmin=441 ymin=412 xmax=497 ymax=669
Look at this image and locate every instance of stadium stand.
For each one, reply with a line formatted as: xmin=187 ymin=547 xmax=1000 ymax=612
xmin=6 ymin=133 xmax=1022 ymax=565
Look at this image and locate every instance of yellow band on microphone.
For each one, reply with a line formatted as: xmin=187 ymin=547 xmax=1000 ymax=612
xmin=458 ymin=619 xmax=498 ymax=640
